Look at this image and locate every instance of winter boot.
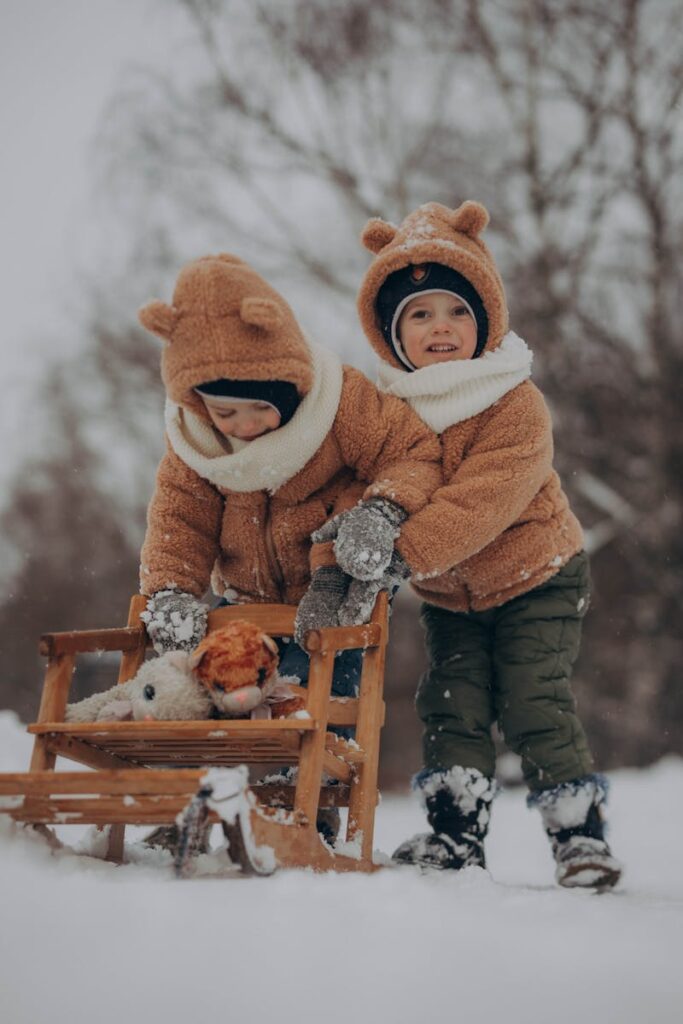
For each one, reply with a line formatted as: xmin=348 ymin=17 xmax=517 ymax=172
xmin=529 ymin=774 xmax=622 ymax=889
xmin=392 ymin=766 xmax=495 ymax=871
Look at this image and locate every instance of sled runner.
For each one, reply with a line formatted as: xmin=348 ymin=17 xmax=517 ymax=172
xmin=0 ymin=593 xmax=389 ymax=873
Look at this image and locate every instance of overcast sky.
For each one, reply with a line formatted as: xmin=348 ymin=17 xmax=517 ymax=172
xmin=0 ymin=0 xmax=183 ymax=480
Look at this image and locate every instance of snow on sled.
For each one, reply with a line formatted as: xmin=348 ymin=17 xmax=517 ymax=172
xmin=0 ymin=593 xmax=389 ymax=874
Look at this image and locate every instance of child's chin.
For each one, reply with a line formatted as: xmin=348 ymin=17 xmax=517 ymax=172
xmin=422 ymin=351 xmax=466 ymax=365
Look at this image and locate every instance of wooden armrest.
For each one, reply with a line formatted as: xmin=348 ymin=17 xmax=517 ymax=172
xmin=304 ymin=623 xmax=381 ymax=654
xmin=39 ymin=627 xmax=147 ymax=659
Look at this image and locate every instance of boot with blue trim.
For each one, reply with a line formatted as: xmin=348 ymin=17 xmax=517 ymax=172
xmin=392 ymin=765 xmax=495 ymax=871
xmin=530 ymin=774 xmax=622 ymax=890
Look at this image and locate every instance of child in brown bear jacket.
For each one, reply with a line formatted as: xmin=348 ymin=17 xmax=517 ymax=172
xmin=318 ymin=201 xmax=622 ymax=889
xmin=137 ymin=253 xmax=441 ymax=702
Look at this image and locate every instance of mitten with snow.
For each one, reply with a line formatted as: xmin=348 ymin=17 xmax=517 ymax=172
xmin=338 ymin=550 xmax=411 ymax=627
xmin=141 ymin=589 xmax=209 ymax=654
xmin=332 ymin=498 xmax=408 ymax=581
xmin=293 ymin=566 xmax=350 ymax=647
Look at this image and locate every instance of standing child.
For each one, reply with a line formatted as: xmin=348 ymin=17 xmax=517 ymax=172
xmin=330 ymin=201 xmax=621 ymax=888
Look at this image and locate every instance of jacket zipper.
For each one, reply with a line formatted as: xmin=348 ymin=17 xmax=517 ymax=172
xmin=263 ymin=494 xmax=285 ymax=602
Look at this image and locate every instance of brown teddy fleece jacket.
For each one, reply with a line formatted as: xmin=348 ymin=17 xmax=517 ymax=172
xmin=354 ymin=201 xmax=583 ymax=613
xmin=138 ymin=254 xmax=441 ymax=605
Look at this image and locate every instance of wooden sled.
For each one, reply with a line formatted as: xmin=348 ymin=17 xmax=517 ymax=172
xmin=0 ymin=593 xmax=389 ymax=874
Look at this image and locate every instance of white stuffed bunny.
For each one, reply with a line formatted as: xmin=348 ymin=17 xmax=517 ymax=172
xmin=65 ymin=651 xmax=214 ymax=723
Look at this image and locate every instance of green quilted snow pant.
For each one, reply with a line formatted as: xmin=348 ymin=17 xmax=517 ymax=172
xmin=416 ymin=552 xmax=594 ymax=792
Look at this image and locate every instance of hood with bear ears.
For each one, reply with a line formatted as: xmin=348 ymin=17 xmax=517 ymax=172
xmin=139 ymin=254 xmax=313 ymax=420
xmin=357 ymin=201 xmax=509 ymax=370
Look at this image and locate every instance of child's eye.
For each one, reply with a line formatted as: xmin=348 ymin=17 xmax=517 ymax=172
xmin=411 ymin=309 xmax=430 ymax=319
xmin=453 ymin=306 xmax=469 ymax=317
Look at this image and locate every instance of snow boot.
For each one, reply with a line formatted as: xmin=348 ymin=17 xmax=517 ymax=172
xmin=392 ymin=766 xmax=495 ymax=870
xmin=529 ymin=774 xmax=622 ymax=889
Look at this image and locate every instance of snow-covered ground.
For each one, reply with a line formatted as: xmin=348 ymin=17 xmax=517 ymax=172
xmin=1 ymin=710 xmax=681 ymax=1024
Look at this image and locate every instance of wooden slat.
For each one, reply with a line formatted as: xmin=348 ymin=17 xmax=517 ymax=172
xmin=45 ymin=733 xmax=136 ymax=771
xmin=321 ymin=751 xmax=353 ymax=784
xmin=324 ymin=733 xmax=366 ymax=764
xmin=28 ymin=719 xmax=315 ymax=739
xmin=305 ymin=623 xmax=381 ymax=653
xmin=294 ymin=648 xmax=335 ymax=823
xmin=0 ymin=769 xmax=207 ymax=795
xmin=29 ymin=654 xmax=76 ymax=774
xmin=118 ymin=595 xmax=149 ymax=684
xmin=346 ymin=591 xmax=388 ymax=861
xmin=39 ymin=628 xmax=145 ymax=658
xmin=208 ymin=604 xmax=296 ymax=635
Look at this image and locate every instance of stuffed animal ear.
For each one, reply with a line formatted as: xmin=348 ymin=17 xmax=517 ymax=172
xmin=138 ymin=300 xmax=179 ymax=341
xmin=187 ymin=647 xmax=204 ymax=672
xmin=240 ymin=297 xmax=284 ymax=332
xmin=165 ymin=650 xmax=191 ymax=671
xmin=262 ymin=634 xmax=279 ymax=658
xmin=361 ymin=218 xmax=399 ymax=254
xmin=449 ymin=201 xmax=489 ymax=237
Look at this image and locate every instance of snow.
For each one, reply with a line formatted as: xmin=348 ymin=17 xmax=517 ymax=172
xmin=1 ymin=710 xmax=682 ymax=1023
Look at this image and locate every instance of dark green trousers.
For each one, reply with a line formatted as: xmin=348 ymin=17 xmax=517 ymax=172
xmin=416 ymin=552 xmax=594 ymax=792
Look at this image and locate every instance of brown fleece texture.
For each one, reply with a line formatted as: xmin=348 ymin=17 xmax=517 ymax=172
xmin=139 ymin=254 xmax=441 ymax=604
xmin=140 ymin=368 xmax=439 ymax=603
xmin=357 ymin=201 xmax=509 ymax=369
xmin=139 ymin=254 xmax=313 ymax=418
xmin=357 ymin=201 xmax=583 ymax=612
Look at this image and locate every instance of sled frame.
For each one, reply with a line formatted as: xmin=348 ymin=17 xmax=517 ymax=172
xmin=0 ymin=593 xmax=389 ymax=873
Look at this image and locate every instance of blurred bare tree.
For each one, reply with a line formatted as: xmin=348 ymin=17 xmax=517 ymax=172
xmin=1 ymin=0 xmax=680 ymax=782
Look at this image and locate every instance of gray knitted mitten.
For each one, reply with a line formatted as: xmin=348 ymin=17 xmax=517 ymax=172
xmin=294 ymin=566 xmax=350 ymax=647
xmin=332 ymin=499 xmax=408 ymax=581
xmin=141 ymin=589 xmax=209 ymax=654
xmin=338 ymin=550 xmax=411 ymax=627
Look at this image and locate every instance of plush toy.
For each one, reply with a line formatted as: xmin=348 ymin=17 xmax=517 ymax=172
xmin=65 ymin=622 xmax=307 ymax=723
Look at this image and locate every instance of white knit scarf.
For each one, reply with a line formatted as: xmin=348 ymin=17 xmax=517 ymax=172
xmin=164 ymin=341 xmax=344 ymax=493
xmin=376 ymin=331 xmax=533 ymax=432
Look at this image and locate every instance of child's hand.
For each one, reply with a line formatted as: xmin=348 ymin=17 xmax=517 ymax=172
xmin=141 ymin=589 xmax=209 ymax=654
xmin=331 ymin=498 xmax=407 ymax=582
xmin=294 ymin=566 xmax=350 ymax=647
xmin=338 ymin=551 xmax=411 ymax=627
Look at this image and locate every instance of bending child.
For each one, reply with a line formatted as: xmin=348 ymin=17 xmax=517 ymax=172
xmin=137 ymin=252 xmax=440 ymax=702
xmin=327 ymin=201 xmax=621 ymax=889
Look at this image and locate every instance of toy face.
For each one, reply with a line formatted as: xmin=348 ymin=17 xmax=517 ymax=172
xmin=189 ymin=622 xmax=280 ymax=717
xmin=130 ymin=651 xmax=213 ymax=721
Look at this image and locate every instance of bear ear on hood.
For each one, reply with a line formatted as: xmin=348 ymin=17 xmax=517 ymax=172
xmin=138 ymin=300 xmax=179 ymax=342
xmin=361 ymin=218 xmax=399 ymax=254
xmin=240 ymin=297 xmax=284 ymax=332
xmin=448 ymin=200 xmax=490 ymax=238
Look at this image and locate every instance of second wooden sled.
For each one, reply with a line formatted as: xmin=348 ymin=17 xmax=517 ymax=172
xmin=0 ymin=593 xmax=389 ymax=874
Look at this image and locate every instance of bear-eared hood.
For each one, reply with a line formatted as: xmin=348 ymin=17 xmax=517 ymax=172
xmin=139 ymin=254 xmax=313 ymax=420
xmin=357 ymin=201 xmax=509 ymax=370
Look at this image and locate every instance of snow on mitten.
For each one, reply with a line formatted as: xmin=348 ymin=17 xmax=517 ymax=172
xmin=141 ymin=589 xmax=209 ymax=654
xmin=338 ymin=550 xmax=411 ymax=627
xmin=293 ymin=566 xmax=350 ymax=647
xmin=333 ymin=498 xmax=408 ymax=581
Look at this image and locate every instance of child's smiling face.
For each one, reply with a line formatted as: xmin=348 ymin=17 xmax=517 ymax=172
xmin=398 ymin=291 xmax=477 ymax=368
xmin=202 ymin=398 xmax=281 ymax=440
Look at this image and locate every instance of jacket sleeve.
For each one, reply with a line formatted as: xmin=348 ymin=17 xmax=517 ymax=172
xmin=396 ymin=383 xmax=554 ymax=578
xmin=334 ymin=366 xmax=442 ymax=514
xmin=139 ymin=439 xmax=224 ymax=597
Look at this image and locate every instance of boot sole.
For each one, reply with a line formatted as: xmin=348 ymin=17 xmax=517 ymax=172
xmin=559 ymin=860 xmax=622 ymax=890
